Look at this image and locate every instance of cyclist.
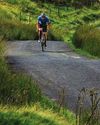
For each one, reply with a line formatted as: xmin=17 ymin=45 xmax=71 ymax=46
xmin=37 ymin=13 xmax=51 ymax=47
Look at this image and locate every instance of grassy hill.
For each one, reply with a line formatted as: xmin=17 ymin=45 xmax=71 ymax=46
xmin=0 ymin=0 xmax=100 ymax=57
xmin=0 ymin=0 xmax=100 ymax=40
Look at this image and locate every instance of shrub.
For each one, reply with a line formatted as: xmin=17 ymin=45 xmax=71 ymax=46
xmin=73 ymin=24 xmax=100 ymax=57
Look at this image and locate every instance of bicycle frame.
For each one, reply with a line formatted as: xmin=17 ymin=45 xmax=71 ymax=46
xmin=39 ymin=28 xmax=47 ymax=52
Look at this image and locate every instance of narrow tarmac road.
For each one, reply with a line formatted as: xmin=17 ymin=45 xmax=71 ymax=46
xmin=6 ymin=40 xmax=100 ymax=111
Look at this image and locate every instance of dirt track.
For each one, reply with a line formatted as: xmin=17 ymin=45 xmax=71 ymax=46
xmin=6 ymin=40 xmax=100 ymax=111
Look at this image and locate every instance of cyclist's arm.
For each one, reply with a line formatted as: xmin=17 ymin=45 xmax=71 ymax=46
xmin=47 ymin=22 xmax=51 ymax=29
xmin=37 ymin=17 xmax=42 ymax=30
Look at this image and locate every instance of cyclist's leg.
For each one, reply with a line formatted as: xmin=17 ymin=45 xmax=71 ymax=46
xmin=38 ymin=24 xmax=42 ymax=42
xmin=39 ymin=30 xmax=42 ymax=40
xmin=42 ymin=32 xmax=47 ymax=47
xmin=45 ymin=32 xmax=47 ymax=47
xmin=38 ymin=29 xmax=43 ymax=43
xmin=45 ymin=32 xmax=48 ymax=40
xmin=43 ymin=27 xmax=47 ymax=47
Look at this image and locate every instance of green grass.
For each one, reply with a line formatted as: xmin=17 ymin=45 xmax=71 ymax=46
xmin=0 ymin=2 xmax=38 ymax=40
xmin=0 ymin=19 xmax=38 ymax=40
xmin=0 ymin=105 xmax=75 ymax=125
xmin=73 ymin=24 xmax=100 ymax=58
xmin=0 ymin=37 xmax=41 ymax=105
xmin=0 ymin=46 xmax=41 ymax=106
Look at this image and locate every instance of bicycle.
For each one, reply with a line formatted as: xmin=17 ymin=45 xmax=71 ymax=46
xmin=39 ymin=28 xmax=47 ymax=52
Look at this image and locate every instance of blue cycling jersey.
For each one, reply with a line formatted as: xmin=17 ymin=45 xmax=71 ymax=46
xmin=38 ymin=15 xmax=50 ymax=26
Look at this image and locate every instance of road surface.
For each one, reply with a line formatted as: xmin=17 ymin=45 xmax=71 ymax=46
xmin=6 ymin=40 xmax=100 ymax=111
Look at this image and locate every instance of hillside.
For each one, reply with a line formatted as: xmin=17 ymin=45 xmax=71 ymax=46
xmin=0 ymin=0 xmax=100 ymax=57
xmin=0 ymin=0 xmax=100 ymax=40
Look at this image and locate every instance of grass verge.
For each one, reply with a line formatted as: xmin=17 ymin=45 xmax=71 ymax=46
xmin=0 ymin=105 xmax=75 ymax=125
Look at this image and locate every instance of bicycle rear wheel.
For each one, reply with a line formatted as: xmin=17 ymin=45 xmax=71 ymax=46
xmin=41 ymin=41 xmax=44 ymax=52
xmin=41 ymin=34 xmax=46 ymax=52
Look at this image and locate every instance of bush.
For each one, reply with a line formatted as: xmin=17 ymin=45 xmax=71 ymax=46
xmin=73 ymin=24 xmax=100 ymax=57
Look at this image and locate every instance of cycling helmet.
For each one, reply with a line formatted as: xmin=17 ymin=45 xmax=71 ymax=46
xmin=41 ymin=13 xmax=46 ymax=18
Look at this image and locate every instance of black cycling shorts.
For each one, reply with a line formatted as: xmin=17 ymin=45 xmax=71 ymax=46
xmin=42 ymin=27 xmax=47 ymax=32
xmin=40 ymin=24 xmax=47 ymax=32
